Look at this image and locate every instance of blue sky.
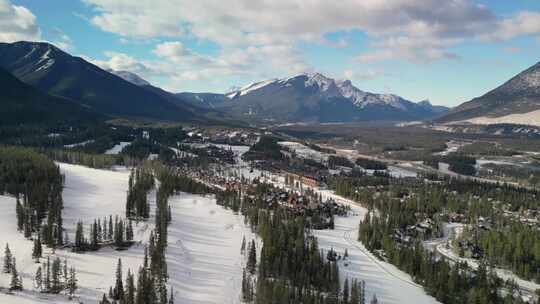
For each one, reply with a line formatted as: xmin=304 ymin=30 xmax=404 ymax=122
xmin=3 ymin=0 xmax=540 ymax=106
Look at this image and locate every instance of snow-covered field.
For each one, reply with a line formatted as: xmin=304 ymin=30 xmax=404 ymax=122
xmin=314 ymin=206 xmax=440 ymax=304
xmin=104 ymin=142 xmax=131 ymax=155
xmin=64 ymin=140 xmax=95 ymax=149
xmin=278 ymin=141 xmax=329 ymax=162
xmin=460 ymin=110 xmax=540 ymax=127
xmin=0 ymin=163 xmax=256 ymax=304
xmin=166 ymin=193 xmax=257 ymax=304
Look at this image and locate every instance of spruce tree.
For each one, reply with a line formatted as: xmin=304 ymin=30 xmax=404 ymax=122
xmin=114 ymin=258 xmax=124 ymax=300
xmin=68 ymin=267 xmax=77 ymax=298
xmin=100 ymin=293 xmax=111 ymax=304
xmin=125 ymin=269 xmax=135 ymax=304
xmin=168 ymin=287 xmax=174 ymax=304
xmin=10 ymin=257 xmax=22 ymax=291
xmin=108 ymin=215 xmax=114 ymax=240
xmin=45 ymin=256 xmax=51 ymax=292
xmin=32 ymin=235 xmax=42 ymax=262
xmin=51 ymin=257 xmax=62 ymax=293
xmin=350 ymin=279 xmax=359 ymax=304
xmin=3 ymin=244 xmax=12 ymax=273
xmin=247 ymin=240 xmax=257 ymax=274
xmin=343 ymin=277 xmax=350 ymax=304
xmin=16 ymin=198 xmax=24 ymax=231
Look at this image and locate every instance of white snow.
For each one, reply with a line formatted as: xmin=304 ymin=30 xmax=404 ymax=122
xmin=63 ymin=140 xmax=94 ymax=148
xmin=278 ymin=141 xmax=329 ymax=162
xmin=226 ymin=79 xmax=277 ymax=98
xmin=166 ymin=193 xmax=257 ymax=304
xmin=0 ymin=162 xmax=258 ymax=303
xmin=458 ymin=110 xmax=540 ymax=127
xmin=104 ymin=141 xmax=131 ymax=155
xmin=313 ymin=204 xmax=440 ymax=304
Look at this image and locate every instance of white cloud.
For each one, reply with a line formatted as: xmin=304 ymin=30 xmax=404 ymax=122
xmin=342 ymin=68 xmax=385 ymax=81
xmin=482 ymin=11 xmax=540 ymax=41
xmin=0 ymin=0 xmax=40 ymax=42
xmin=81 ymin=0 xmax=540 ymax=75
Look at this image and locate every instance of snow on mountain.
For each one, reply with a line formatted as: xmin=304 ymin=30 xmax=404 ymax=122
xmin=227 ymin=72 xmax=430 ymax=111
xmin=438 ymin=61 xmax=540 ymax=125
xmin=226 ymin=78 xmax=278 ymax=98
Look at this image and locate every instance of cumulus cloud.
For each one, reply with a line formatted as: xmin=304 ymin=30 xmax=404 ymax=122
xmin=89 ymin=51 xmax=155 ymax=76
xmin=81 ymin=0 xmax=540 ymax=73
xmin=0 ymin=0 xmax=40 ymax=42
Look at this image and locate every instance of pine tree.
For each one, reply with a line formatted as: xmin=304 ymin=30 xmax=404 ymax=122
xmin=247 ymin=240 xmax=257 ymax=274
xmin=10 ymin=257 xmax=22 ymax=291
xmin=108 ymin=215 xmax=114 ymax=240
xmin=63 ymin=259 xmax=68 ymax=288
xmin=350 ymin=279 xmax=359 ymax=304
xmin=44 ymin=256 xmax=51 ymax=292
xmin=32 ymin=235 xmax=42 ymax=262
xmin=74 ymin=221 xmax=85 ymax=252
xmin=125 ymin=269 xmax=135 ymax=304
xmin=35 ymin=266 xmax=43 ymax=291
xmin=100 ymin=293 xmax=111 ymax=304
xmin=114 ymin=258 xmax=124 ymax=300
xmin=126 ymin=220 xmax=134 ymax=242
xmin=361 ymin=280 xmax=366 ymax=304
xmin=168 ymin=287 xmax=174 ymax=304
xmin=51 ymin=257 xmax=62 ymax=293
xmin=3 ymin=243 xmax=12 ymax=273
xmin=343 ymin=277 xmax=350 ymax=304
xmin=240 ymin=236 xmax=246 ymax=254
xmin=91 ymin=219 xmax=99 ymax=250
xmin=16 ymin=198 xmax=24 ymax=231
xmin=68 ymin=267 xmax=77 ymax=298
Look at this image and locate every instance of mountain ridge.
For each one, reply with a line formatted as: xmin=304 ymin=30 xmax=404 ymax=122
xmin=437 ymin=61 xmax=540 ymax=125
xmin=0 ymin=41 xmax=203 ymax=122
xmin=181 ymin=72 xmax=449 ymax=123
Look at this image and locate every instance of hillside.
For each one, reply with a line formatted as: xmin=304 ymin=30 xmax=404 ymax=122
xmin=0 ymin=67 xmax=102 ymax=126
xmin=0 ymin=41 xmax=202 ymax=122
xmin=438 ymin=61 xmax=540 ymax=126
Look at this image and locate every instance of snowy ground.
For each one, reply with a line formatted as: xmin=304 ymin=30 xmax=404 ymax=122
xmin=104 ymin=142 xmax=131 ymax=155
xmin=278 ymin=141 xmax=329 ymax=162
xmin=166 ymin=193 xmax=258 ymax=304
xmin=64 ymin=140 xmax=95 ymax=149
xmin=460 ymin=110 xmax=540 ymax=127
xmin=0 ymin=163 xmax=258 ymax=303
xmin=0 ymin=163 xmax=151 ymax=303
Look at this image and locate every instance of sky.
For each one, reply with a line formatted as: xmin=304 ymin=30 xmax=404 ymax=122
xmin=2 ymin=0 xmax=540 ymax=106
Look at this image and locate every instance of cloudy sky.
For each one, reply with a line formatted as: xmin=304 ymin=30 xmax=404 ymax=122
xmin=3 ymin=0 xmax=540 ymax=106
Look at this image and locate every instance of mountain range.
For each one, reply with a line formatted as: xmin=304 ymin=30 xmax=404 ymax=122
xmin=0 ymin=41 xmax=209 ymax=123
xmin=3 ymin=41 xmax=539 ymax=128
xmin=180 ymin=73 xmax=448 ymax=123
xmin=437 ymin=61 xmax=540 ymax=126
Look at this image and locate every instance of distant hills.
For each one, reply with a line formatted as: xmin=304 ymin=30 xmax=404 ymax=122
xmin=0 ymin=67 xmax=101 ymax=126
xmin=179 ymin=73 xmax=448 ymax=123
xmin=437 ymin=61 xmax=540 ymax=126
xmin=0 ymin=41 xmax=205 ymax=122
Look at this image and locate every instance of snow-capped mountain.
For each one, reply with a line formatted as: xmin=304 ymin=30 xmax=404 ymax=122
xmin=438 ymin=61 xmax=540 ymax=125
xmin=218 ymin=72 xmax=448 ymax=122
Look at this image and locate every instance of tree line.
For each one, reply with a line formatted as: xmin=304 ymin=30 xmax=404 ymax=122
xmin=0 ymin=146 xmax=64 ymax=247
